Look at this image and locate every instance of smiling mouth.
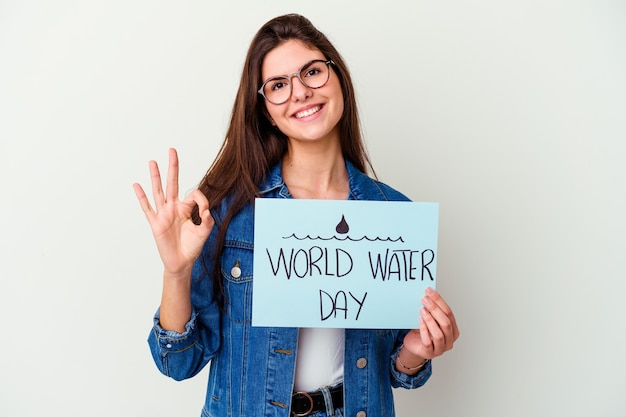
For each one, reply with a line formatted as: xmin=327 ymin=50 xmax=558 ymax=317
xmin=294 ymin=105 xmax=322 ymax=119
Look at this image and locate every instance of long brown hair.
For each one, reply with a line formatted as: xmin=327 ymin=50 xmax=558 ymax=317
xmin=196 ymin=14 xmax=374 ymax=305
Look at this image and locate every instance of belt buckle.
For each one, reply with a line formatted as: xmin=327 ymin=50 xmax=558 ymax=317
xmin=292 ymin=391 xmax=314 ymax=416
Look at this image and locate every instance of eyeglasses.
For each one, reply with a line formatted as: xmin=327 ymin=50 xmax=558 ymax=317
xmin=258 ymin=59 xmax=334 ymax=105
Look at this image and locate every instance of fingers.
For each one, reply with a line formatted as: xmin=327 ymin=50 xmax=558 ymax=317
xmin=420 ymin=288 xmax=460 ymax=356
xmin=149 ymin=159 xmax=166 ymax=208
xmin=182 ymin=189 xmax=214 ymax=229
xmin=424 ymin=288 xmax=460 ymax=341
xmin=420 ymin=307 xmax=447 ymax=356
xmin=144 ymin=148 xmax=180 ymax=210
xmin=165 ymin=148 xmax=180 ymax=205
xmin=133 ymin=182 xmax=155 ymax=219
xmin=418 ymin=317 xmax=432 ymax=350
xmin=184 ymin=189 xmax=209 ymax=213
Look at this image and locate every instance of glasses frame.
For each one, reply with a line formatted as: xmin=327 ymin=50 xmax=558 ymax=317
xmin=258 ymin=59 xmax=334 ymax=105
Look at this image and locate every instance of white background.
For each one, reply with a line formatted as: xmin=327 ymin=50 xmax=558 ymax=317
xmin=1 ymin=1 xmax=624 ymax=416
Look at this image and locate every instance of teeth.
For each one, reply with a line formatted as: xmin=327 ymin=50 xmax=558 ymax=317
xmin=295 ymin=106 xmax=321 ymax=119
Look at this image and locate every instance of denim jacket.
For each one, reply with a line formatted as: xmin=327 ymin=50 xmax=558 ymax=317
xmin=148 ymin=160 xmax=432 ymax=417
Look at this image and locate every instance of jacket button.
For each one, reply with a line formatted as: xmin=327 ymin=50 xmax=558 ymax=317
xmin=356 ymin=412 xmax=366 ymax=417
xmin=356 ymin=358 xmax=367 ymax=368
xmin=231 ymin=261 xmax=241 ymax=278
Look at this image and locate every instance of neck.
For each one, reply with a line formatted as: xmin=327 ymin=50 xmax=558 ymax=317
xmin=281 ymin=142 xmax=349 ymax=200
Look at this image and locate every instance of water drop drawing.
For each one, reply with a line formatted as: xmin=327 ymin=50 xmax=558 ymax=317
xmin=336 ymin=215 xmax=349 ymax=234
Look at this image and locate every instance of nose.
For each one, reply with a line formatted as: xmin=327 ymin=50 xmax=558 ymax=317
xmin=290 ymin=74 xmax=312 ymax=102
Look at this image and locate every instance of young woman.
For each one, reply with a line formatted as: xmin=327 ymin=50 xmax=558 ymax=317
xmin=134 ymin=14 xmax=459 ymax=417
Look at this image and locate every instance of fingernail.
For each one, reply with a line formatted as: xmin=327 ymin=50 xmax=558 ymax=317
xmin=422 ymin=296 xmax=431 ymax=306
xmin=426 ymin=287 xmax=434 ymax=295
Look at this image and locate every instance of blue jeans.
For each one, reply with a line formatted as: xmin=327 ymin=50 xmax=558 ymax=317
xmin=302 ymin=384 xmax=344 ymax=417
xmin=307 ymin=409 xmax=344 ymax=417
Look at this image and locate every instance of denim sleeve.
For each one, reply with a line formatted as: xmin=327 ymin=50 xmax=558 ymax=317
xmin=389 ymin=333 xmax=432 ymax=389
xmin=147 ymin=228 xmax=222 ymax=381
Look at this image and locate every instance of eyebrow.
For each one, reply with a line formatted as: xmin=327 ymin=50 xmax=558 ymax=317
xmin=262 ymin=58 xmax=327 ymax=80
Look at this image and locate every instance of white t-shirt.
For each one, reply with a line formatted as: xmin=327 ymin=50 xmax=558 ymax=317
xmin=293 ymin=327 xmax=345 ymax=393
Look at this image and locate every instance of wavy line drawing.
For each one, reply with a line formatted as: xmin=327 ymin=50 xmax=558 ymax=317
xmin=281 ymin=215 xmax=404 ymax=242
xmin=282 ymin=233 xmax=404 ymax=243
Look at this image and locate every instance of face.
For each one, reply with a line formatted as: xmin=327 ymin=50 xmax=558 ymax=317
xmin=260 ymin=40 xmax=344 ymax=147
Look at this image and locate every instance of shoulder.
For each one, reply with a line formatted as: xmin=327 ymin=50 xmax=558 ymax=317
xmin=209 ymin=194 xmax=255 ymax=239
xmin=346 ymin=161 xmax=411 ymax=202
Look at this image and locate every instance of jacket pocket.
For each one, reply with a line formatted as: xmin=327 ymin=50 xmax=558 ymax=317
xmin=221 ymin=241 xmax=253 ymax=324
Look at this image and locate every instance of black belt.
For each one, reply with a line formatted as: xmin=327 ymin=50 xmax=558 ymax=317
xmin=291 ymin=384 xmax=343 ymax=416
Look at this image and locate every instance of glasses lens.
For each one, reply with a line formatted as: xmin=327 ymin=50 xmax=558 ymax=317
xmin=263 ymin=77 xmax=291 ymax=105
xmin=299 ymin=60 xmax=330 ymax=89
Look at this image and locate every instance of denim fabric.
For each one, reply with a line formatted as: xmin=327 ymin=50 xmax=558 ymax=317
xmin=148 ymin=160 xmax=432 ymax=417
xmin=319 ymin=383 xmax=343 ymax=417
xmin=309 ymin=407 xmax=344 ymax=417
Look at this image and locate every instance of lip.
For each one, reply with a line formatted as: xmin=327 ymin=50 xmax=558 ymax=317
xmin=291 ymin=103 xmax=325 ymax=120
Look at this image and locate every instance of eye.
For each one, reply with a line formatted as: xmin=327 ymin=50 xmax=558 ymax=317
xmin=303 ymin=66 xmax=323 ymax=78
xmin=268 ymin=78 xmax=289 ymax=91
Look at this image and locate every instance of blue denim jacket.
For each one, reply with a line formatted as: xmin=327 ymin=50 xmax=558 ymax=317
xmin=148 ymin=160 xmax=432 ymax=417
